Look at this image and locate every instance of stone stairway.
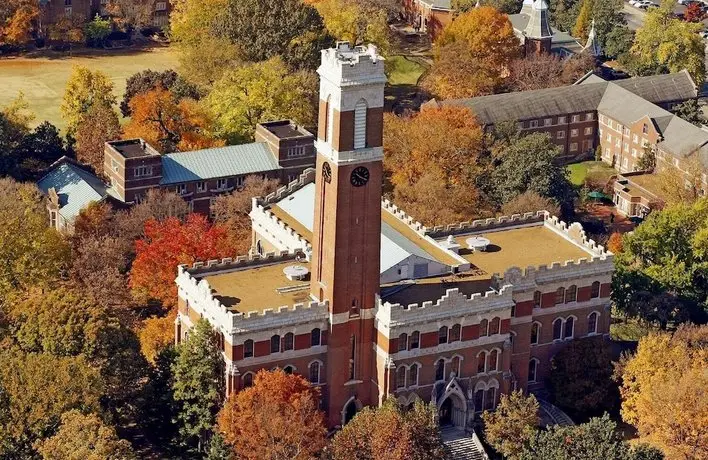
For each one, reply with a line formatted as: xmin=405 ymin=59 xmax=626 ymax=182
xmin=440 ymin=426 xmax=488 ymax=460
xmin=538 ymin=399 xmax=575 ymax=427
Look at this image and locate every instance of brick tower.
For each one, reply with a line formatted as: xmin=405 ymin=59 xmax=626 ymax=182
xmin=310 ymin=42 xmax=386 ymax=427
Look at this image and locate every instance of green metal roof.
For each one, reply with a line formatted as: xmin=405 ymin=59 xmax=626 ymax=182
xmin=37 ymin=159 xmax=108 ymax=221
xmin=160 ymin=143 xmax=281 ymax=185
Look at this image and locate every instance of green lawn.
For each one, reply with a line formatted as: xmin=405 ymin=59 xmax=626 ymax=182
xmin=568 ymin=161 xmax=616 ymax=187
xmin=386 ymin=55 xmax=426 ymax=86
xmin=0 ymin=46 xmax=179 ymax=132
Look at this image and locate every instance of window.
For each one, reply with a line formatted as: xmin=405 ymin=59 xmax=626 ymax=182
xmin=480 ymin=319 xmax=488 ymax=337
xmin=571 ymin=115 xmax=580 ymax=123
xmin=270 ymin=334 xmax=281 ymax=353
xmin=616 ymin=139 xmax=621 ymax=147
xmin=566 ymin=285 xmax=577 ymax=303
xmin=552 ymin=318 xmax=563 ymax=340
xmin=311 ymin=328 xmax=321 ymax=346
xmin=64 ymin=6 xmax=72 ymax=15
xmin=570 ymin=142 xmax=578 ymax=152
xmin=65 ymin=0 xmax=72 ymax=5
xmin=528 ymin=359 xmax=538 ymax=383
xmin=156 ymin=1 xmax=167 ymax=10
xmin=243 ymin=373 xmax=254 ymax=388
xmin=449 ymin=324 xmax=461 ymax=342
xmin=529 ymin=120 xmax=538 ymax=128
xmin=49 ymin=210 xmax=57 ymax=229
xmin=477 ymin=352 xmax=486 ymax=374
xmin=176 ymin=183 xmax=188 ymax=195
xmin=325 ymin=96 xmax=332 ymax=143
xmin=599 ymin=114 xmax=604 ymax=123
xmin=234 ymin=176 xmax=244 ymax=188
xmin=408 ymin=364 xmax=419 ymax=386
xmin=584 ymin=127 xmax=593 ymax=135
xmin=557 ymin=131 xmax=565 ymax=139
xmin=564 ymin=317 xmax=574 ymax=339
xmin=632 ymin=148 xmax=637 ymax=158
xmin=398 ymin=333 xmax=408 ymax=352
xmin=111 ymin=159 xmax=119 ymax=173
xmin=196 ymin=181 xmax=206 ymax=193
xmin=435 ymin=359 xmax=445 ymax=381
xmin=531 ymin=322 xmax=540 ymax=345
xmin=451 ymin=356 xmax=461 ymax=376
xmin=489 ymin=317 xmax=500 ymax=335
xmin=591 ymin=281 xmax=600 ymax=298
xmin=544 ymin=118 xmax=552 ymax=126
xmin=533 ymin=290 xmax=541 ymax=308
xmin=309 ymin=361 xmax=321 ymax=384
xmin=287 ymin=145 xmax=306 ymax=157
xmin=571 ymin=129 xmax=579 ymax=137
xmin=474 ymin=389 xmax=484 ymax=412
xmin=410 ymin=331 xmax=420 ymax=349
xmin=518 ymin=121 xmax=525 ymax=130
xmin=284 ymin=332 xmax=294 ymax=351
xmin=585 ymin=113 xmax=593 ymax=121
xmin=134 ymin=165 xmax=152 ymax=177
xmin=349 ymin=335 xmax=356 ymax=380
xmin=558 ymin=116 xmax=566 ymax=124
xmin=642 ymin=123 xmax=648 ymax=134
xmin=555 ymin=287 xmax=565 ymax=305
xmin=485 ymin=388 xmax=496 ymax=410
xmin=438 ymin=326 xmax=448 ymax=345
xmin=633 ymin=134 xmax=639 ymax=144
xmin=243 ymin=339 xmax=253 ymax=358
xmin=624 ymin=142 xmax=629 ymax=152
xmin=216 ymin=178 xmax=228 ymax=190
xmin=487 ymin=349 xmax=498 ymax=372
xmin=606 ymin=133 xmax=611 ymax=142
xmin=623 ymin=158 xmax=628 ymax=168
xmin=354 ymin=99 xmax=367 ymax=149
xmin=588 ymin=312 xmax=598 ymax=334
xmin=287 ymin=173 xmax=298 ymax=183
xmin=396 ymin=366 xmax=407 ymax=389
xmin=283 ymin=365 xmax=295 ymax=375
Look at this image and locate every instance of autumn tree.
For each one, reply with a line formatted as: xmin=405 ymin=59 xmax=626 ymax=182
xmin=206 ymin=58 xmax=318 ymax=143
xmin=138 ymin=311 xmax=177 ymax=363
xmin=656 ymin=158 xmax=703 ymax=206
xmin=483 ymin=391 xmax=539 ymax=459
xmin=618 ymin=325 xmax=707 ymax=459
xmin=121 ymin=69 xmax=200 ymax=116
xmin=36 ymin=410 xmax=136 ymax=460
xmin=423 ymin=7 xmax=519 ymax=99
xmin=173 ymin=319 xmax=225 ymax=453
xmin=0 ymin=179 xmax=69 ymax=297
xmin=106 ymin=0 xmax=155 ymax=34
xmin=573 ymin=0 xmax=593 ymax=40
xmin=0 ymin=0 xmax=39 ymax=45
xmin=383 ymin=105 xmax=491 ymax=226
xmin=607 ymin=231 xmax=623 ymax=254
xmin=501 ymin=191 xmax=561 ymax=217
xmin=455 ymin=0 xmax=520 ymax=14
xmin=315 ymin=0 xmax=391 ymax=54
xmin=330 ymin=398 xmax=447 ymax=460
xmin=507 ymin=52 xmax=595 ymax=92
xmin=61 ymin=66 xmax=117 ymax=136
xmin=683 ymin=1 xmax=704 ymax=22
xmin=75 ymin=103 xmax=122 ymax=174
xmin=116 ymin=188 xmax=190 ymax=242
xmin=218 ymin=369 xmax=326 ymax=460
xmin=123 ymin=86 xmax=223 ymax=153
xmin=130 ymin=213 xmax=238 ymax=308
xmin=48 ymin=13 xmax=86 ymax=47
xmin=212 ymin=175 xmax=280 ymax=254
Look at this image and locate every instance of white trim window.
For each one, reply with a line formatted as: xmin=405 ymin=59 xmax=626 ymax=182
xmin=354 ymin=99 xmax=367 ymax=149
xmin=528 ymin=358 xmax=539 ymax=383
xmin=309 ymin=361 xmax=322 ymax=384
xmin=134 ymin=165 xmax=153 ymax=178
xmin=196 ymin=181 xmax=206 ymax=193
xmin=176 ymin=183 xmax=188 ymax=195
xmin=234 ymin=176 xmax=244 ymax=188
xmin=216 ymin=178 xmax=228 ymax=190
xmin=530 ymin=322 xmax=540 ymax=345
xmin=587 ymin=312 xmax=599 ymax=335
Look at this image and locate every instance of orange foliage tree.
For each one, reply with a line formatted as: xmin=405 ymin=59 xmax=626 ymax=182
xmin=0 ymin=0 xmax=39 ymax=45
xmin=123 ymin=87 xmax=224 ymax=153
xmin=423 ymin=6 xmax=519 ymax=99
xmin=217 ymin=369 xmax=326 ymax=460
xmin=383 ymin=105 xmax=492 ymax=225
xmin=129 ymin=214 xmax=237 ymax=309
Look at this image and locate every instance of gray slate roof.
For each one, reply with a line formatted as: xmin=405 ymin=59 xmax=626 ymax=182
xmin=161 ymin=143 xmax=281 ymax=185
xmin=37 ymin=159 xmax=109 ymax=221
xmin=613 ymin=70 xmax=697 ymax=104
xmin=419 ymin=0 xmax=451 ymax=9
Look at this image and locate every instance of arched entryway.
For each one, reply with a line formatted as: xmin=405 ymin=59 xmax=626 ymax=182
xmin=437 ymin=394 xmax=466 ymax=429
xmin=341 ymin=397 xmax=363 ymax=426
xmin=439 ymin=397 xmax=453 ymax=426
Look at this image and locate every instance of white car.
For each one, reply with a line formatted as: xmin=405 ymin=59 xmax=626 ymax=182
xmin=629 ymin=0 xmax=642 ymax=6
xmin=700 ymin=30 xmax=708 ymax=39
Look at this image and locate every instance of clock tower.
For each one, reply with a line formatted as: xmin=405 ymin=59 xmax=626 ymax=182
xmin=311 ymin=42 xmax=386 ymax=426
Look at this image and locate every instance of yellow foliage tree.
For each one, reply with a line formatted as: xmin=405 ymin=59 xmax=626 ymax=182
xmin=0 ymin=0 xmax=39 ymax=45
xmin=60 ymin=66 xmax=117 ymax=136
xmin=619 ymin=324 xmax=708 ymax=459
xmin=315 ymin=0 xmax=391 ymax=54
xmin=138 ymin=311 xmax=176 ymax=363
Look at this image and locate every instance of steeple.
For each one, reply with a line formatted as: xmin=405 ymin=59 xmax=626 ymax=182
xmin=523 ymin=0 xmax=553 ymax=39
xmin=583 ymin=19 xmax=602 ymax=57
xmin=521 ymin=0 xmax=534 ymax=16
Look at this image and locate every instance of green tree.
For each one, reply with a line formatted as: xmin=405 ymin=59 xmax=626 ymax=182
xmin=475 ymin=0 xmax=522 ymax=14
xmin=604 ymin=25 xmax=634 ymax=59
xmin=36 ymin=410 xmax=136 ymax=460
xmin=482 ymin=391 xmax=539 ymax=459
xmin=84 ymin=14 xmax=111 ymax=47
xmin=0 ymin=179 xmax=69 ymax=297
xmin=591 ymin=0 xmax=625 ymax=48
xmin=14 ymin=121 xmax=67 ymax=180
xmin=672 ymin=99 xmax=706 ymax=127
xmin=220 ymin=0 xmax=333 ymax=70
xmin=172 ymin=319 xmax=225 ymax=452
xmin=549 ymin=0 xmax=582 ymax=32
xmin=206 ymin=57 xmax=318 ymax=143
xmin=60 ymin=65 xmax=117 ymax=135
xmin=630 ymin=0 xmax=705 ymax=82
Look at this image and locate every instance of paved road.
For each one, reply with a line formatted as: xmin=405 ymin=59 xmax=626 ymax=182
xmin=622 ymin=1 xmax=687 ymax=30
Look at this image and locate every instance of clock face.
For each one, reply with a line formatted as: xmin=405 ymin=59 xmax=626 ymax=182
xmin=322 ymin=162 xmax=332 ymax=183
xmin=350 ymin=166 xmax=370 ymax=187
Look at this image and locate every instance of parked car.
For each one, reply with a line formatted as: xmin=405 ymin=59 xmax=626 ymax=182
xmin=700 ymin=30 xmax=708 ymax=39
xmin=629 ymin=0 xmax=643 ymax=6
xmin=678 ymin=0 xmax=691 ymax=5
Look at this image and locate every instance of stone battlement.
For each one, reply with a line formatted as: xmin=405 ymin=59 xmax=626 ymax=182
xmin=382 ymin=199 xmax=428 ymax=235
xmin=256 ymin=168 xmax=316 ymax=207
xmin=426 ymin=211 xmax=547 ymax=237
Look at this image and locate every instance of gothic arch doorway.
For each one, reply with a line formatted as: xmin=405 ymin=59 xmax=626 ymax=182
xmin=436 ymin=379 xmax=468 ymax=429
xmin=439 ymin=397 xmax=453 ymax=426
xmin=341 ymin=397 xmax=362 ymax=426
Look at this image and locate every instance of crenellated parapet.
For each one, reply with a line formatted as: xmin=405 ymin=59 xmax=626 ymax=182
xmin=256 ymin=168 xmax=316 ymax=207
xmin=382 ymin=199 xmax=428 ymax=235
xmin=491 ymin=255 xmax=614 ymax=292
xmin=250 ymin=202 xmax=312 ymax=251
xmin=426 ymin=211 xmax=548 ymax=238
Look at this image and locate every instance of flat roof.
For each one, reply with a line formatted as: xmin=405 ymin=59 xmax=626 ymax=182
xmin=616 ymin=173 xmax=663 ymax=201
xmin=381 ymin=273 xmax=493 ymax=306
xmin=261 ymin=121 xmax=312 ymax=139
xmin=107 ymin=139 xmax=158 ymax=159
xmin=197 ymin=260 xmax=313 ymax=314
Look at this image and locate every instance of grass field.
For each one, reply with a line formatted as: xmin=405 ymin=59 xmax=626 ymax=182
xmin=0 ymin=46 xmax=180 ymax=132
xmin=386 ymin=55 xmax=427 ymax=86
xmin=568 ymin=160 xmax=616 ymax=186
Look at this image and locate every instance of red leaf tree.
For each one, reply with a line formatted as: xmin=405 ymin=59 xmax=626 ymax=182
xmin=129 ymin=214 xmax=237 ymax=309
xmin=684 ymin=3 xmax=704 ymax=22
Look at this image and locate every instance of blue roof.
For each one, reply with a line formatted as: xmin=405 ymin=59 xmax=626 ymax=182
xmin=161 ymin=143 xmax=281 ymax=185
xmin=37 ymin=160 xmax=108 ymax=221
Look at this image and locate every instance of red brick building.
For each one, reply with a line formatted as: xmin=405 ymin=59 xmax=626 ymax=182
xmin=175 ymin=42 xmax=614 ymax=432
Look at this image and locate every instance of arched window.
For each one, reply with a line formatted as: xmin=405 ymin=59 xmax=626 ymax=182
xmin=311 ymin=328 xmax=321 ymax=346
xmin=533 ymin=290 xmax=542 ymax=308
xmin=243 ymin=339 xmax=254 ymax=358
xmin=449 ymin=324 xmax=461 ymax=342
xmin=243 ymin=373 xmax=254 ymax=388
xmin=398 ymin=333 xmax=408 ymax=352
xmin=396 ymin=366 xmax=407 ymax=389
xmin=270 ymin=334 xmax=281 ymax=353
xmin=489 ymin=317 xmax=500 ymax=335
xmin=509 ymin=331 xmax=516 ymax=349
xmin=354 ymin=99 xmax=367 ymax=149
xmin=283 ymin=365 xmax=295 ymax=375
xmin=487 ymin=349 xmax=499 ymax=372
xmin=256 ymin=240 xmax=263 ymax=255
xmin=591 ymin=281 xmax=601 ymax=298
xmin=588 ymin=312 xmax=598 ymax=334
xmin=309 ymin=361 xmax=321 ymax=384
xmin=408 ymin=364 xmax=419 ymax=386
xmin=438 ymin=326 xmax=448 ymax=345
xmin=552 ymin=318 xmax=563 ymax=340
xmin=528 ymin=359 xmax=538 ymax=383
xmin=435 ymin=359 xmax=445 ymax=381
xmin=555 ymin=287 xmax=565 ymax=305
xmin=480 ymin=319 xmax=489 ymax=337
xmin=474 ymin=389 xmax=485 ymax=412
xmin=477 ymin=351 xmax=486 ymax=374
xmin=325 ymin=95 xmax=332 ymax=143
xmin=410 ymin=331 xmax=420 ymax=349
xmin=564 ymin=316 xmax=575 ymax=339
xmin=485 ymin=387 xmax=496 ymax=410
xmin=531 ymin=322 xmax=540 ymax=345
xmin=451 ymin=356 xmax=462 ymax=377
xmin=284 ymin=332 xmax=294 ymax=351
xmin=566 ymin=285 xmax=577 ymax=303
